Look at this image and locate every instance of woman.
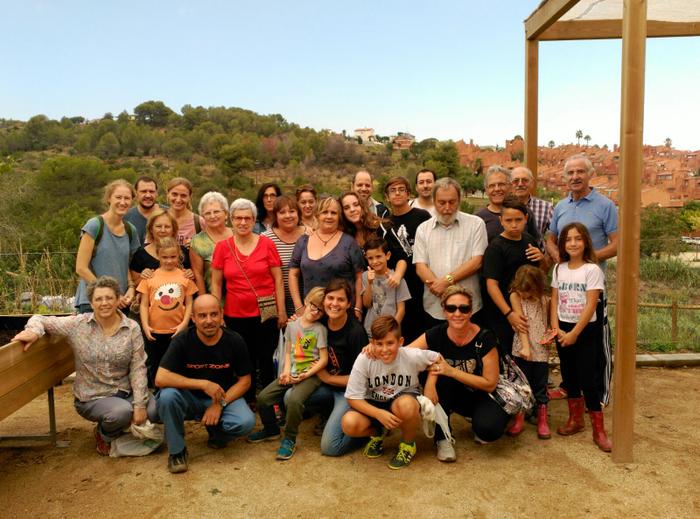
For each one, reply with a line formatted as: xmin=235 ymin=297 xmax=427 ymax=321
xmin=210 ymin=198 xmax=286 ymax=401
xmin=166 ymin=177 xmax=205 ymax=247
xmin=289 ymin=196 xmax=365 ymax=320
xmin=13 ymin=276 xmax=157 ymax=456
xmin=190 ymin=192 xmax=233 ymax=295
xmin=296 ymin=184 xmax=318 ymax=234
xmin=339 ymin=191 xmax=381 ymax=249
xmin=130 ymin=210 xmax=192 ymax=279
xmin=410 ymin=285 xmax=509 ymax=462
xmin=75 ymin=179 xmax=140 ymax=314
xmin=262 ymin=195 xmax=306 ymax=316
xmin=253 ymin=182 xmax=281 ymax=234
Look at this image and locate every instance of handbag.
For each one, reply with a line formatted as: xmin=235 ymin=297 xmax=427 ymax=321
xmin=228 ymin=238 xmax=279 ymax=323
xmin=474 ymin=330 xmax=535 ymax=416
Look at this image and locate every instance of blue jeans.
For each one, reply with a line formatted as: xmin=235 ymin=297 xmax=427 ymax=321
xmin=305 ymin=384 xmax=364 ymax=457
xmin=157 ymin=388 xmax=255 ymax=454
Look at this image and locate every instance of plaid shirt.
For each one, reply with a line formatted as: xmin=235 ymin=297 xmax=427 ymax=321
xmin=527 ymin=196 xmax=554 ymax=247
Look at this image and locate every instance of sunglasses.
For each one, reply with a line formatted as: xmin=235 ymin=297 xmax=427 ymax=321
xmin=444 ymin=304 xmax=471 ymax=314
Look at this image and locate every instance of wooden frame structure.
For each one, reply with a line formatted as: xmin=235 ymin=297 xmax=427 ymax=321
xmin=524 ymin=0 xmax=700 ymax=463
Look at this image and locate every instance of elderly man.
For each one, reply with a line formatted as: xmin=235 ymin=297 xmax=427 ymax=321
xmin=476 ymin=166 xmax=540 ymax=243
xmin=511 ymin=166 xmax=553 ymax=249
xmin=352 ymin=169 xmax=389 ymax=216
xmin=156 ymin=294 xmax=255 ymax=473
xmin=413 ymin=177 xmax=487 ymax=328
xmin=124 ymin=176 xmax=162 ymax=244
xmin=409 ymin=168 xmax=437 ymax=217
xmin=546 ymin=154 xmax=618 ymax=407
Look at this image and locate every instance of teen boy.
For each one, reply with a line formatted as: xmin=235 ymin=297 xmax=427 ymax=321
xmin=341 ymin=316 xmax=439 ymax=469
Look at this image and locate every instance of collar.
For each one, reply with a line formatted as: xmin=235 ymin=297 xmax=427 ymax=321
xmin=430 ymin=213 xmax=461 ymax=229
xmin=87 ymin=310 xmax=130 ymax=330
xmin=567 ymin=187 xmax=597 ymax=203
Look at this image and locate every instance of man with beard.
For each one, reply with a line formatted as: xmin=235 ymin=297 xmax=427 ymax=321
xmin=409 ymin=169 xmax=437 ymax=217
xmin=413 ymin=177 xmax=487 ymax=328
xmin=124 ymin=176 xmax=164 ymax=244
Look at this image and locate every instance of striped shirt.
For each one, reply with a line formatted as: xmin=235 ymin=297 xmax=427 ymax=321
xmin=527 ymin=196 xmax=554 ymax=248
xmin=263 ymin=228 xmax=303 ymax=315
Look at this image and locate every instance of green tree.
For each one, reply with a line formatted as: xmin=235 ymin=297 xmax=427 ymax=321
xmin=96 ymin=132 xmax=121 ymax=159
xmin=548 ymin=140 xmax=555 ymax=148
xmin=664 ymin=137 xmax=672 ymax=148
xmin=584 ymin=134 xmax=591 ymax=147
xmin=640 ymin=205 xmax=692 ymax=257
xmin=162 ymin=137 xmax=192 ymax=161
xmin=133 ymin=100 xmax=174 ymax=127
xmin=576 ymin=129 xmax=583 ymax=145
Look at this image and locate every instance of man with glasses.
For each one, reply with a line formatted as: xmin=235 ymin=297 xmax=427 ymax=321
xmin=409 ymin=169 xmax=437 ymax=217
xmin=511 ymin=166 xmax=553 ymax=249
xmin=125 ymin=176 xmax=164 ymax=244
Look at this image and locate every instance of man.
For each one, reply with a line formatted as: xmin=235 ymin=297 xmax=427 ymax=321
xmin=476 ymin=166 xmax=540 ymax=243
xmin=380 ymin=176 xmax=431 ymax=343
xmin=546 ymin=154 xmax=618 ymax=406
xmin=414 ymin=177 xmax=487 ymax=328
xmin=124 ymin=176 xmax=162 ymax=244
xmin=511 ymin=166 xmax=553 ymax=249
xmin=409 ymin=169 xmax=437 ymax=217
xmin=156 ymin=294 xmax=255 ymax=473
xmin=352 ymin=169 xmax=389 ymax=217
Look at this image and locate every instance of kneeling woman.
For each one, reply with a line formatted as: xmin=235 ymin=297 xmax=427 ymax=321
xmin=12 ymin=276 xmax=157 ymax=455
xmin=409 ymin=285 xmax=509 ymax=462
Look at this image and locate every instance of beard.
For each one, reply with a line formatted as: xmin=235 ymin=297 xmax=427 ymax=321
xmin=437 ymin=212 xmax=457 ymax=226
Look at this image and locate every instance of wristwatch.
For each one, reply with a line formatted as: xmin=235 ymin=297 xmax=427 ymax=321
xmin=444 ymin=274 xmax=455 ymax=285
xmin=219 ymin=398 xmax=227 ymax=408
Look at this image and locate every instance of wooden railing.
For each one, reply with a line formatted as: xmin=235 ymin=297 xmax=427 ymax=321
xmin=608 ymin=300 xmax=700 ymax=345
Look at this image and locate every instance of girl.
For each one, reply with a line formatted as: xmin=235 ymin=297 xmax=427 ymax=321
xmin=507 ymin=264 xmax=555 ymax=440
xmin=339 ymin=191 xmax=381 ymax=249
xmin=138 ymin=237 xmax=198 ymax=387
xmin=551 ymin=223 xmax=611 ymax=452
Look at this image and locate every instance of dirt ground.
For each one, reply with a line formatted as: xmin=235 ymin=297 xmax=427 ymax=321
xmin=1 ymin=367 xmax=699 ymax=519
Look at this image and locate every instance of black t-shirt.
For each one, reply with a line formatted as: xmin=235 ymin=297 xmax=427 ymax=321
xmin=476 ymin=207 xmax=541 ymax=244
xmin=325 ymin=316 xmax=367 ymax=377
xmin=159 ymin=327 xmax=252 ymax=398
xmin=482 ymin=233 xmax=540 ymax=299
xmin=130 ymin=245 xmax=191 ymax=273
xmin=425 ymin=324 xmax=497 ymax=377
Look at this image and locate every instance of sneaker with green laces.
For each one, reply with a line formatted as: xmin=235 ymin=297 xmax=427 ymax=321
xmin=275 ymin=437 xmax=296 ymax=460
xmin=247 ymin=427 xmax=281 ymax=443
xmin=363 ymin=429 xmax=387 ymax=458
xmin=388 ymin=441 xmax=416 ymax=469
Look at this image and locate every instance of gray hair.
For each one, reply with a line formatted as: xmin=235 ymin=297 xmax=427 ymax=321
xmin=86 ymin=276 xmax=121 ymax=302
xmin=433 ymin=177 xmax=462 ymax=202
xmin=229 ymin=198 xmax=257 ymax=220
xmin=511 ymin=166 xmax=533 ymax=180
xmin=564 ymin=154 xmax=594 ymax=175
xmin=198 ymin=191 xmax=229 ymax=215
xmin=484 ymin=165 xmax=511 ymax=189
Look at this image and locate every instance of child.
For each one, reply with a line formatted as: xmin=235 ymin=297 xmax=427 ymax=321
xmin=248 ymin=287 xmax=328 ymax=460
xmin=507 ymin=264 xmax=555 ymax=440
xmin=551 ymin=222 xmax=611 ymax=452
xmin=361 ymin=237 xmax=411 ymax=339
xmin=137 ymin=237 xmax=197 ymax=387
xmin=342 ymin=316 xmax=439 ymax=469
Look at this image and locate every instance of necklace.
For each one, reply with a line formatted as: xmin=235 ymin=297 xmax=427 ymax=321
xmin=315 ymin=230 xmax=339 ymax=247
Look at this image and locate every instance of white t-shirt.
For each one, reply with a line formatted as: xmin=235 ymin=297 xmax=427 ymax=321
xmin=551 ymin=262 xmax=605 ymax=323
xmin=409 ymin=198 xmax=437 ymax=218
xmin=345 ymin=347 xmax=439 ymax=402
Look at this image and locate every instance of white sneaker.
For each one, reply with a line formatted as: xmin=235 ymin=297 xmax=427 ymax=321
xmin=436 ymin=439 xmax=456 ymax=462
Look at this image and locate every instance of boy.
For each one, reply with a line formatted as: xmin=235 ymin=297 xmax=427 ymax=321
xmin=361 ymin=237 xmax=411 ymax=339
xmin=248 ymin=287 xmax=328 ymax=460
xmin=342 ymin=316 xmax=439 ymax=469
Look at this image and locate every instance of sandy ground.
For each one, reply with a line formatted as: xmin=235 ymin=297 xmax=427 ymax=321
xmin=1 ymin=367 xmax=699 ymax=519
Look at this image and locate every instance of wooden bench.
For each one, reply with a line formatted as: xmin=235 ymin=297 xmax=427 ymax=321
xmin=0 ymin=335 xmax=75 ymax=444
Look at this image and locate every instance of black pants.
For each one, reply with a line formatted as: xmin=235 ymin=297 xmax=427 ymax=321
xmin=144 ymin=332 xmax=174 ymax=388
xmin=594 ymin=296 xmax=612 ymax=406
xmin=514 ymin=357 xmax=548 ymax=405
xmin=224 ymin=316 xmax=279 ymax=402
xmin=556 ymin=321 xmax=600 ymax=412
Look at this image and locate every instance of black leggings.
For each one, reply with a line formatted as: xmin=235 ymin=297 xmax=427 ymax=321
xmin=514 ymin=357 xmax=548 ymax=406
xmin=556 ymin=321 xmax=600 ymax=411
xmin=144 ymin=332 xmax=174 ymax=388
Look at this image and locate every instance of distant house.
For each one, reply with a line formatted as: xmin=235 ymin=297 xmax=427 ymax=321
xmin=392 ymin=132 xmax=415 ymax=150
xmin=354 ymin=127 xmax=376 ymax=143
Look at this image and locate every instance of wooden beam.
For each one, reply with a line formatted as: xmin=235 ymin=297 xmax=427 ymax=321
xmin=525 ymin=0 xmax=580 ymax=40
xmin=539 ymin=19 xmax=700 ymax=40
xmin=612 ymin=0 xmax=647 ymax=464
xmin=524 ymin=39 xmax=539 ymax=182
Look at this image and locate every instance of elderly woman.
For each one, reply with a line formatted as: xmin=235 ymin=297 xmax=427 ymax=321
xmin=253 ymin=182 xmax=282 ymax=234
xmin=190 ymin=192 xmax=233 ymax=295
xmin=296 ymin=184 xmax=318 ymax=234
xmin=262 ymin=195 xmax=306 ymax=316
xmin=75 ymin=179 xmax=140 ymax=314
xmin=289 ymin=196 xmax=365 ymax=320
xmin=409 ymin=285 xmax=509 ymax=462
xmin=339 ymin=191 xmax=381 ymax=249
xmin=210 ymin=198 xmax=286 ymax=401
xmin=166 ymin=177 xmax=205 ymax=247
xmin=13 ymin=276 xmax=157 ymax=455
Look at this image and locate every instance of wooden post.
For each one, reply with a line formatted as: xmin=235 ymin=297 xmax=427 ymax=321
xmin=612 ymin=0 xmax=647 ymax=463
xmin=524 ymin=38 xmax=539 ymax=186
xmin=671 ymin=300 xmax=678 ymax=344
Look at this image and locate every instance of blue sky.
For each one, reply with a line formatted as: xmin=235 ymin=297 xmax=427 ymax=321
xmin=2 ymin=0 xmax=698 ymax=150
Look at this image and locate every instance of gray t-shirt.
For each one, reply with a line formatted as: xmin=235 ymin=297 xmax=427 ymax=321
xmin=284 ymin=318 xmax=327 ymax=376
xmin=361 ymin=270 xmax=411 ymax=338
xmin=345 ymin=347 xmax=439 ymax=402
xmin=74 ymin=217 xmax=140 ymax=307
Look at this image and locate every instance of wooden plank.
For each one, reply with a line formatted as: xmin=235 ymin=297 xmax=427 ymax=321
xmin=524 ymin=39 xmax=539 ymax=183
xmin=539 ymin=19 xmax=700 ymax=40
xmin=0 ymin=339 xmax=74 ymax=398
xmin=525 ymin=0 xmax=580 ymax=40
xmin=612 ymin=0 xmax=647 ymax=464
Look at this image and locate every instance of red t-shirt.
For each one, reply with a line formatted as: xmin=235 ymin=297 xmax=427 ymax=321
xmin=211 ymin=236 xmax=281 ymax=318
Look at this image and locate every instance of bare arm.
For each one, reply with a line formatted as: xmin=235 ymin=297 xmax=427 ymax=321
xmin=405 ymin=333 xmax=428 ymax=349
xmin=487 ymin=278 xmax=528 ymax=333
xmin=271 ymin=266 xmax=287 ymax=327
xmin=560 ymin=289 xmax=601 ymax=347
xmin=210 ymin=267 xmax=223 ymax=302
xmin=75 ymin=233 xmax=96 ymax=283
xmin=395 ymin=301 xmax=406 ymax=323
xmin=298 ymin=348 xmax=328 ymax=380
xmin=317 ymin=369 xmax=350 ymax=388
xmin=545 ymin=233 xmax=560 ymax=263
xmin=189 ymin=248 xmax=206 ymax=294
xmin=595 ymin=231 xmax=618 ymax=262
xmin=155 ymin=366 xmax=227 ymax=400
xmin=436 ymin=347 xmax=499 ymax=393
xmin=175 ymin=294 xmax=194 ymax=334
xmin=288 ymin=268 xmax=304 ymax=315
xmin=510 ymin=292 xmax=531 ymax=360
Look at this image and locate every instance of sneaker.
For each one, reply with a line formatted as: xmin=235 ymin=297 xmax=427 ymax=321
xmin=436 ymin=439 xmax=456 ymax=462
xmin=548 ymin=386 xmax=568 ymax=400
xmin=94 ymin=426 xmax=110 ymax=456
xmin=247 ymin=427 xmax=281 ymax=443
xmin=275 ymin=437 xmax=296 ymax=460
xmin=363 ymin=429 xmax=386 ymax=459
xmin=206 ymin=427 xmax=229 ymax=450
xmin=168 ymin=448 xmax=188 ymax=474
xmin=388 ymin=441 xmax=416 ymax=470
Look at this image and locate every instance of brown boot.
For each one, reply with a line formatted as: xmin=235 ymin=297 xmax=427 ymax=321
xmin=557 ymin=397 xmax=585 ymax=436
xmin=589 ymin=411 xmax=612 ymax=452
xmin=507 ymin=412 xmax=525 ymax=437
xmin=537 ymin=404 xmax=551 ymax=439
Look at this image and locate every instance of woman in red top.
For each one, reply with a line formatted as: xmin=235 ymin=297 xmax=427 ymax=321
xmin=211 ymin=198 xmax=286 ymax=402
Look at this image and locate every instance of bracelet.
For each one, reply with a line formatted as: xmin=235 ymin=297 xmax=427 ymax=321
xmin=444 ymin=274 xmax=455 ymax=284
xmin=354 ymin=307 xmax=362 ymax=313
xmin=294 ymin=305 xmax=304 ymax=312
xmin=504 ymin=309 xmax=513 ymax=317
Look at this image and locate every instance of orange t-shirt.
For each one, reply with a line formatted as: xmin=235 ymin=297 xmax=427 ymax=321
xmin=137 ymin=268 xmax=197 ymax=334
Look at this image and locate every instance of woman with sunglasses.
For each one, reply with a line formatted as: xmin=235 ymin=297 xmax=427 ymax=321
xmin=408 ymin=285 xmax=509 ymax=462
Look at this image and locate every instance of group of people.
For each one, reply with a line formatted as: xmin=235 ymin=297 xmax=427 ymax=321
xmin=13 ymin=153 xmax=619 ymax=473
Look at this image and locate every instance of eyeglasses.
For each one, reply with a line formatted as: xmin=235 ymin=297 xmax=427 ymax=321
xmin=444 ymin=304 xmax=471 ymax=314
xmin=233 ymin=216 xmax=253 ymax=222
xmin=486 ymin=182 xmax=508 ymax=190
xmin=512 ymin=178 xmax=530 ymax=185
xmin=309 ymin=303 xmax=323 ymax=314
xmin=387 ymin=187 xmax=408 ymax=195
xmin=203 ymin=209 xmax=225 ymax=218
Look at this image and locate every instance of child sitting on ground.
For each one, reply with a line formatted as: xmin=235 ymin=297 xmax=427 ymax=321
xmin=248 ymin=287 xmax=328 ymax=460
xmin=342 ymin=315 xmax=439 ymax=469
